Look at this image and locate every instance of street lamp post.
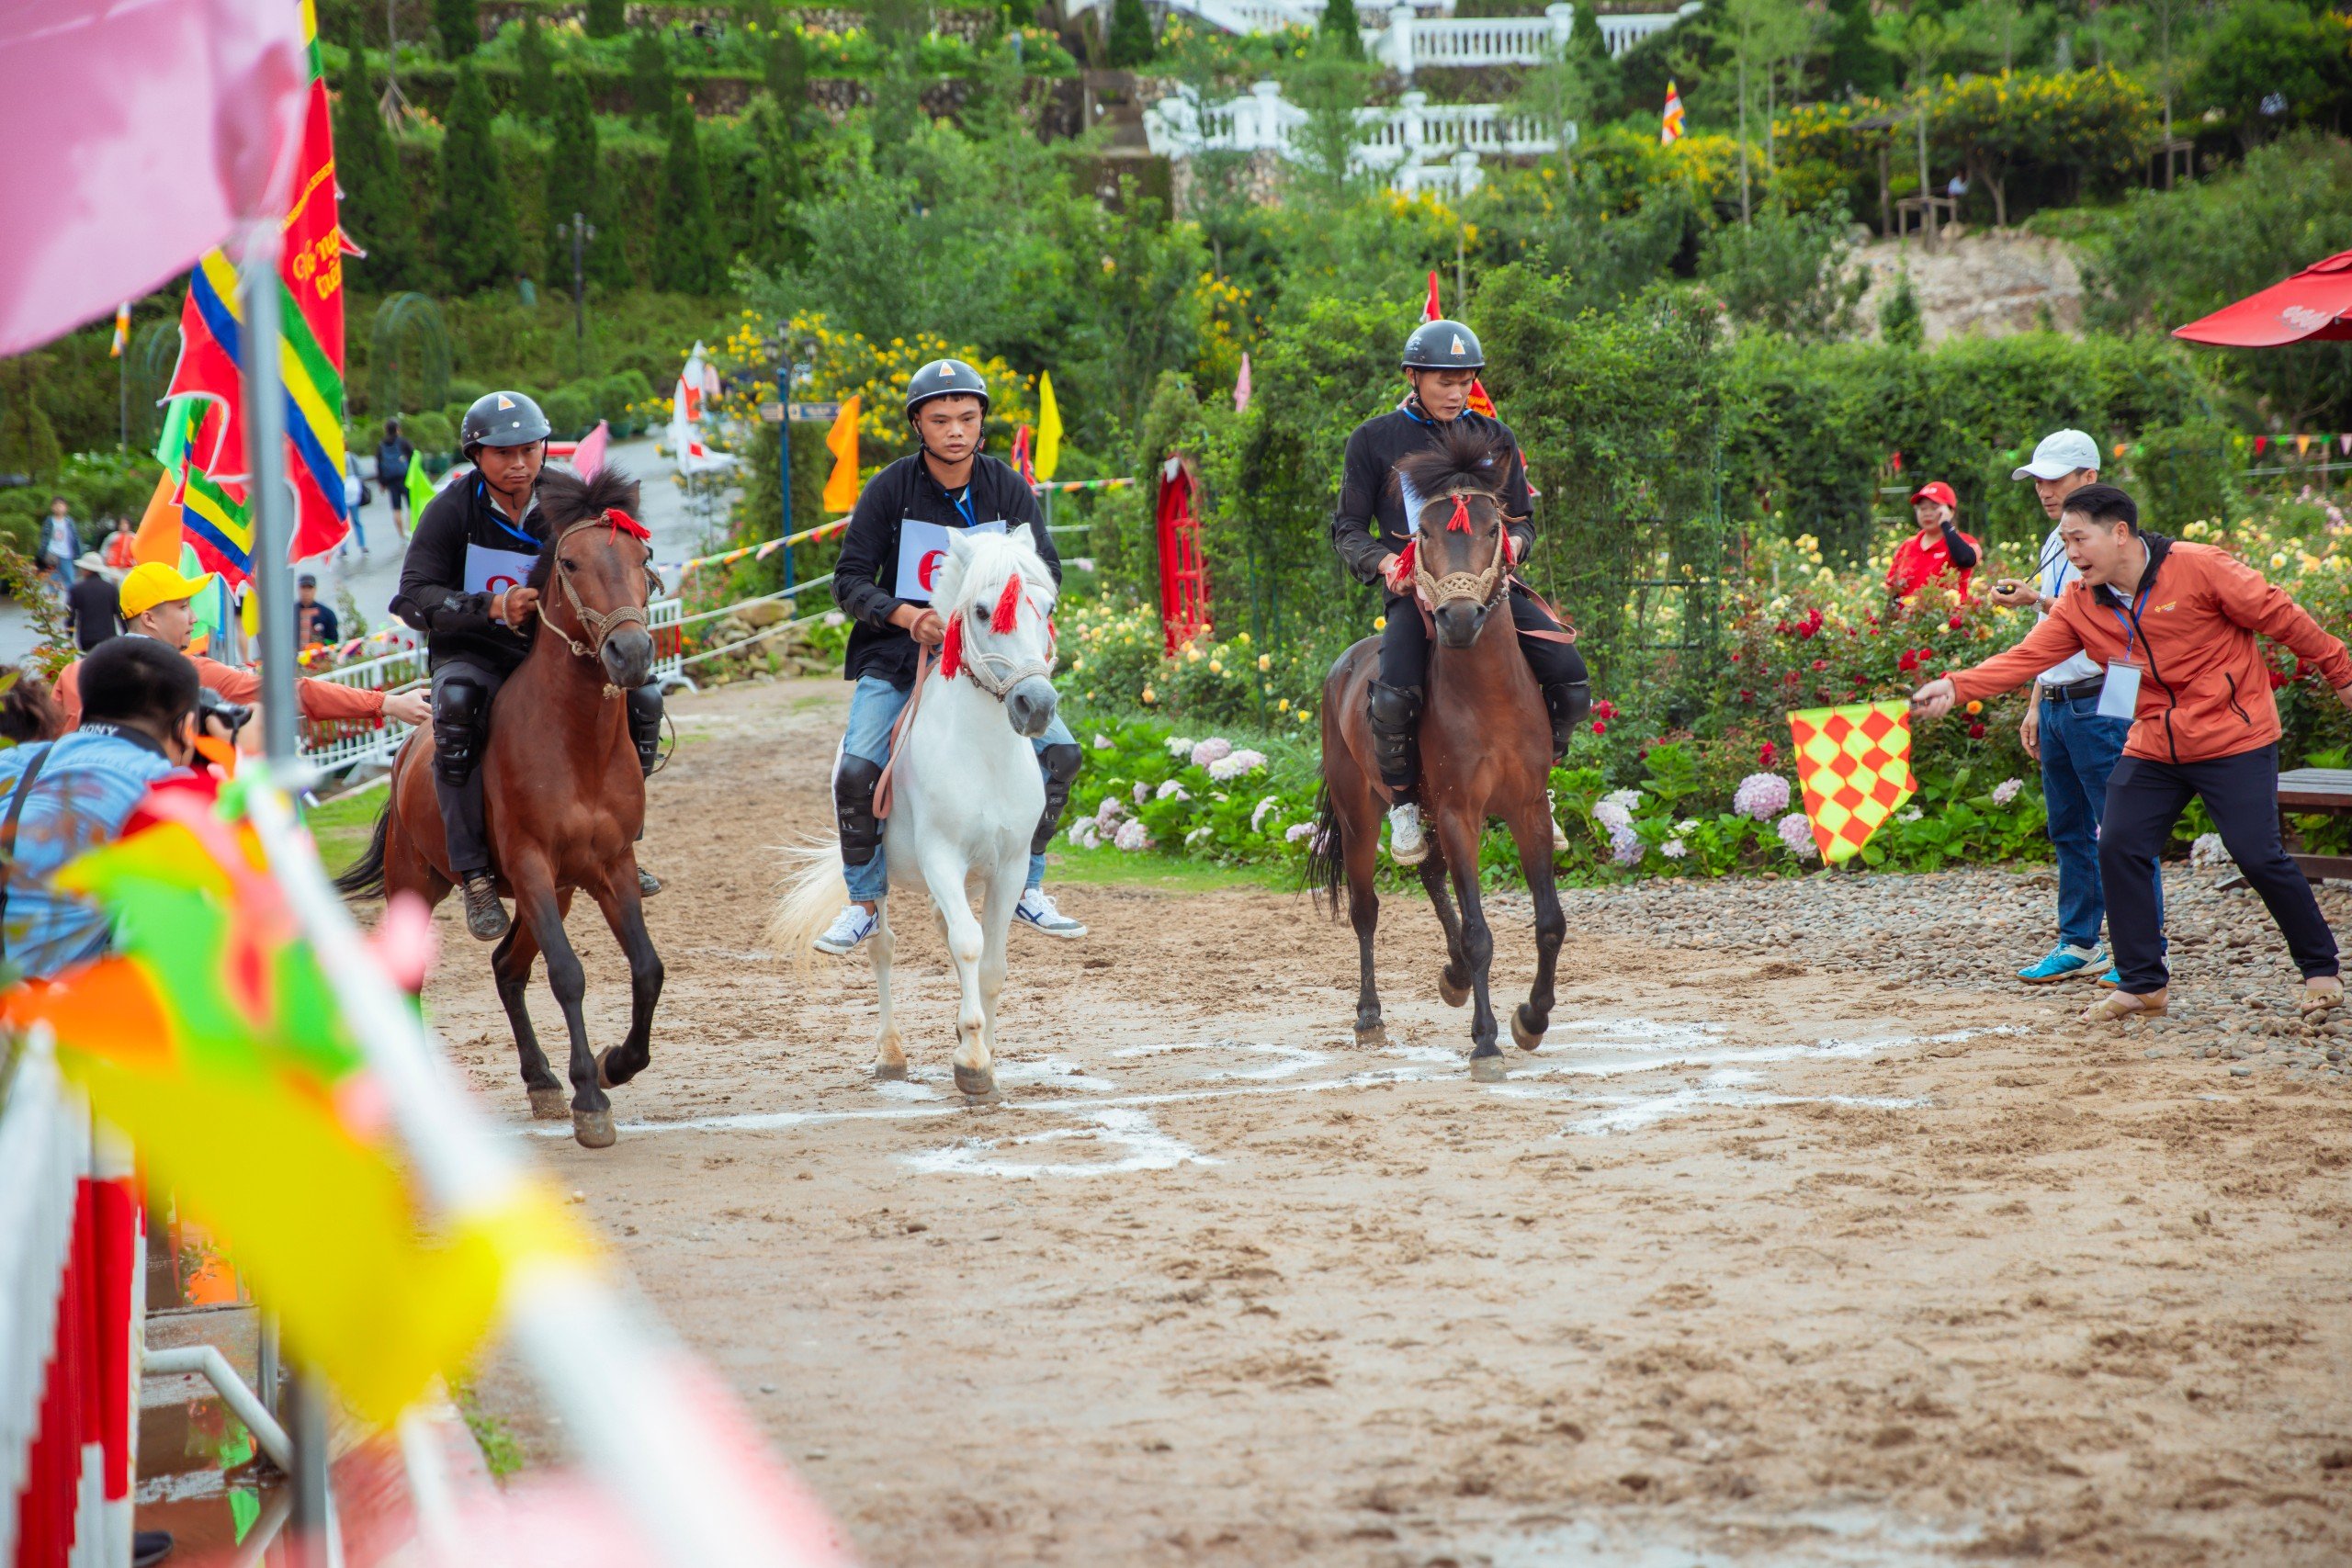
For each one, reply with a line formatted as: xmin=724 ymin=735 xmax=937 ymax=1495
xmin=556 ymin=212 xmax=594 ymax=376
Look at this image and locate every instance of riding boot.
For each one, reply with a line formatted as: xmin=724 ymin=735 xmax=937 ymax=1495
xmin=460 ymin=874 xmax=509 ymax=942
xmin=627 ymin=681 xmax=664 ymax=897
xmin=1367 ymin=682 xmax=1423 ymax=800
xmin=1542 ymin=680 xmax=1591 ymax=763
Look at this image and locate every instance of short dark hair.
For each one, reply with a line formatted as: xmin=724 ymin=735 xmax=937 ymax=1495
xmin=2060 ymin=482 xmax=2139 ymax=532
xmin=78 ymin=637 xmax=200 ymax=734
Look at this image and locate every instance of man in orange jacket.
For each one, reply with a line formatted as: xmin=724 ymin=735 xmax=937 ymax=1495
xmin=53 ymin=562 xmax=433 ymax=733
xmin=1913 ymin=485 xmax=2352 ymax=1022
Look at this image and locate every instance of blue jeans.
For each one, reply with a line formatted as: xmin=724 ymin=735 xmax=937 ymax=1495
xmin=838 ymin=674 xmax=1075 ymax=902
xmin=2041 ymin=692 xmax=2159 ymax=949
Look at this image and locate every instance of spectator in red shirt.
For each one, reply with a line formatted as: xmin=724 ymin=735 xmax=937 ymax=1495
xmin=1886 ymin=481 xmax=1981 ymax=603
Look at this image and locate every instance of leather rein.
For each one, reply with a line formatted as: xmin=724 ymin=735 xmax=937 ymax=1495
xmin=535 ymin=510 xmax=663 ymax=698
xmin=873 ymin=572 xmax=1057 ymax=821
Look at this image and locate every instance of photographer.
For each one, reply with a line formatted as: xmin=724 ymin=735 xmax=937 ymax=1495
xmin=0 ymin=638 xmax=232 ymax=979
xmin=51 ymin=562 xmax=430 ymax=733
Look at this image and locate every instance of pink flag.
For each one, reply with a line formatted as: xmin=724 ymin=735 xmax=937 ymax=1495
xmin=0 ymin=0 xmax=309 ymax=355
xmin=1233 ymin=353 xmax=1252 ymax=413
xmin=571 ymin=419 xmax=611 ymax=479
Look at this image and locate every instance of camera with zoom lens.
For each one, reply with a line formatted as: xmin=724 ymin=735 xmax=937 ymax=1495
xmin=196 ymin=685 xmax=254 ymax=738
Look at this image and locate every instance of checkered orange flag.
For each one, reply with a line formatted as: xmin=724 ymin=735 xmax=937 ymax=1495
xmin=1786 ymin=701 xmax=1917 ymax=864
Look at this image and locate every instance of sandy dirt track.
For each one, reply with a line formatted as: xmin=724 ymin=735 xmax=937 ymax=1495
xmin=416 ymin=679 xmax=2352 ymax=1567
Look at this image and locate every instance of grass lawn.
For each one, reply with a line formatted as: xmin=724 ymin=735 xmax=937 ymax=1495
xmin=306 ymin=786 xmax=387 ymax=880
xmin=1044 ymin=841 xmax=1295 ymax=895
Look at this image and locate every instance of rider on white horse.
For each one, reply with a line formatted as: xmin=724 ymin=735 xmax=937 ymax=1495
xmin=811 ymin=359 xmax=1088 ymax=954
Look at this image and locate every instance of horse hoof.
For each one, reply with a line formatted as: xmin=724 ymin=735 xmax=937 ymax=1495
xmin=1439 ymin=972 xmax=1470 ymax=1008
xmin=872 ymin=1060 xmax=910 ymax=1082
xmin=1511 ymin=1007 xmax=1547 ymax=1053
xmin=573 ymin=1110 xmax=617 ymax=1149
xmin=528 ymin=1087 xmax=569 ymax=1121
xmin=1468 ymin=1054 xmax=1509 ymax=1084
xmin=1355 ymin=1022 xmax=1390 ymax=1049
xmin=953 ymin=1064 xmax=996 ymax=1098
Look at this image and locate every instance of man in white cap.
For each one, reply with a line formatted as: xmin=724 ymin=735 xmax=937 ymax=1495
xmin=1986 ymin=428 xmax=2152 ymax=985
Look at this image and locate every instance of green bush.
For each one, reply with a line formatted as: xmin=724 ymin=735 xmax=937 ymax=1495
xmin=540 ymin=383 xmax=595 ymax=437
xmin=406 ymin=408 xmax=458 ymax=461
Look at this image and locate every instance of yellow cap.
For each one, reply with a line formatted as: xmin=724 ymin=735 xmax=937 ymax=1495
xmin=119 ymin=560 xmax=217 ymax=618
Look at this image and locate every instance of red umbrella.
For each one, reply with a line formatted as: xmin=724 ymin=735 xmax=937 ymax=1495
xmin=2172 ymin=250 xmax=2352 ymax=346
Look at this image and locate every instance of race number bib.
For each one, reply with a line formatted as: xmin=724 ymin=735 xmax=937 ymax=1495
xmin=894 ymin=517 xmax=1005 ymax=603
xmin=464 ymin=543 xmax=540 ymax=598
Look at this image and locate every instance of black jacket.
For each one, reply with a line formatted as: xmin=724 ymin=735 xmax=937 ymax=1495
xmin=1330 ymin=405 xmax=1533 ymax=592
xmin=833 ymin=453 xmax=1059 ymax=689
xmin=65 ymin=575 xmax=120 ymax=652
xmin=391 ymin=470 xmax=547 ymax=673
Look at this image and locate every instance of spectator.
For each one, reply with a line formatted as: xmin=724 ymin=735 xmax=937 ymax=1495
xmin=1886 ymin=481 xmax=1980 ymax=603
xmin=296 ymin=573 xmax=340 ymax=648
xmin=1986 ymin=427 xmax=2152 ymax=985
xmin=1914 ymin=484 xmax=2352 ymax=1023
xmin=65 ymin=552 xmax=121 ymax=652
xmin=0 ymin=637 xmax=207 ymax=978
xmin=37 ymin=497 xmax=80 ymax=593
xmin=0 ymin=668 xmax=67 ymax=743
xmin=1947 ymin=171 xmax=1969 ymax=200
xmin=51 ymin=562 xmax=430 ymax=732
xmin=378 ymin=418 xmax=416 ymax=542
xmin=341 ymin=451 xmax=370 ymax=559
xmin=101 ymin=517 xmax=138 ymax=572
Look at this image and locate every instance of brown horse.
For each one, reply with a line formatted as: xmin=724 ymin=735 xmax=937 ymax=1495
xmin=1311 ymin=422 xmax=1567 ymax=1082
xmin=337 ymin=466 xmax=664 ymax=1148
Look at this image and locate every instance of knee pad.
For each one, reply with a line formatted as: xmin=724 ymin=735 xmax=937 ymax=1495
xmin=432 ymin=672 xmax=492 ymax=788
xmin=1367 ymin=681 xmax=1424 ymax=734
xmin=626 ymin=681 xmax=664 ymax=777
xmin=1033 ymin=742 xmax=1083 ymax=855
xmin=834 ymin=754 xmax=885 ymax=867
xmin=1545 ymin=680 xmax=1592 ymax=729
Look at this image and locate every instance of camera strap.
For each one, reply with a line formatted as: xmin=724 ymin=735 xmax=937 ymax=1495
xmin=0 ymin=742 xmax=58 ymax=966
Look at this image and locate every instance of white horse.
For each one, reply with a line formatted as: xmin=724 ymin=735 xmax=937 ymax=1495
xmin=769 ymin=525 xmax=1060 ymax=1099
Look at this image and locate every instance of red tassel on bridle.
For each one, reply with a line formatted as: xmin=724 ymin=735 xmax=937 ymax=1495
xmin=991 ymin=575 xmax=1023 ymax=634
xmin=602 ymin=507 xmax=651 ymax=541
xmin=1444 ymin=494 xmax=1472 ymax=533
xmin=940 ymin=615 xmax=965 ymax=681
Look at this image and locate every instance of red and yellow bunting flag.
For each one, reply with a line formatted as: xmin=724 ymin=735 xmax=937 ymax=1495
xmin=1786 ymin=701 xmax=1917 ymax=863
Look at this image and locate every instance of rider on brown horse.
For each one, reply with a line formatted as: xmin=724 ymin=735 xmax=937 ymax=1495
xmin=392 ymin=390 xmax=665 ymax=940
xmin=1330 ymin=320 xmax=1590 ymax=864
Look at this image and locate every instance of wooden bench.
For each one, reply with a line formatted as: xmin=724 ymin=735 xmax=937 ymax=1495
xmin=2275 ymin=768 xmax=2352 ymax=884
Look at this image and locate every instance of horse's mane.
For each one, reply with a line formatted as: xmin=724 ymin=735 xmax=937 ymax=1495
xmin=1392 ymin=421 xmax=1511 ymax=503
xmin=526 ymin=465 xmax=645 ymax=594
xmin=932 ymin=525 xmax=1056 ymax=622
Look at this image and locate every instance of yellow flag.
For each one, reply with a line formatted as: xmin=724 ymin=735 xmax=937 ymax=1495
xmin=1035 ymin=372 xmax=1062 ymax=481
xmin=1786 ymin=701 xmax=1917 ymax=863
xmin=821 ymin=396 xmax=862 ymax=515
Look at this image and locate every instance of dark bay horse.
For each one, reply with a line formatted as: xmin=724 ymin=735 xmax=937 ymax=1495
xmin=337 ymin=467 xmax=664 ymax=1148
xmin=1311 ymin=423 xmax=1567 ymax=1082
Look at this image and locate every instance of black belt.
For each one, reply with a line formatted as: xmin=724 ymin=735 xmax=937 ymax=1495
xmin=2040 ymin=674 xmax=2105 ymax=702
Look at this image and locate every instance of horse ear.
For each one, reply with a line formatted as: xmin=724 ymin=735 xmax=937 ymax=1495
xmin=945 ymin=529 xmax=978 ymax=566
xmin=1007 ymin=522 xmax=1036 ymax=555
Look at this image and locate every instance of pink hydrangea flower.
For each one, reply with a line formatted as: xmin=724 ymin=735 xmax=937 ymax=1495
xmin=1732 ymin=773 xmax=1791 ymax=821
xmin=1189 ymin=738 xmax=1234 ymax=768
xmin=1114 ymin=819 xmax=1151 ymax=852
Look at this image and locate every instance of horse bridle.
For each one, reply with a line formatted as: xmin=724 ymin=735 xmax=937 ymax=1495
xmin=952 ymin=578 xmax=1058 ymax=703
xmin=537 ymin=512 xmax=663 ymax=697
xmin=1411 ymin=490 xmax=1510 ymax=610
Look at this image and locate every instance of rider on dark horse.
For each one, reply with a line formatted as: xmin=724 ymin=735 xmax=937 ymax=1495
xmin=393 ymin=390 xmax=665 ymax=941
xmin=1330 ymin=319 xmax=1592 ymax=864
xmin=811 ymin=358 xmax=1088 ymax=954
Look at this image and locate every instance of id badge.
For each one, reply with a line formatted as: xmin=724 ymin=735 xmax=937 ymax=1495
xmin=2098 ymin=660 xmax=2142 ymax=720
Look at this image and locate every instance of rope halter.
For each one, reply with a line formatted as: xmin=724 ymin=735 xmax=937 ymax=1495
xmin=537 ymin=507 xmax=658 ymax=698
xmin=941 ymin=570 xmax=1057 ymax=703
xmin=1411 ymin=489 xmax=1510 ymax=610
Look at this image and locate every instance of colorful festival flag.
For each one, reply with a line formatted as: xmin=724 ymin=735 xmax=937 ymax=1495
xmin=177 ymin=466 xmax=254 ymax=582
xmin=1660 ymin=80 xmax=1686 ymax=145
xmin=1010 ymin=424 xmax=1036 ymax=487
xmin=406 ymin=453 xmax=439 ymax=521
xmin=110 ymin=302 xmax=130 ymax=357
xmin=821 ymin=396 xmax=863 ymax=514
xmin=1035 ymin=372 xmax=1063 ymax=481
xmin=1786 ymin=701 xmax=1917 ymax=863
xmin=1234 ymin=351 xmax=1253 ymax=414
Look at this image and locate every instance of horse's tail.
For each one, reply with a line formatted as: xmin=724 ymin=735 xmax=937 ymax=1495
xmin=333 ymin=797 xmax=393 ymax=900
xmin=767 ymin=834 xmax=852 ymax=975
xmin=1305 ymin=784 xmax=1345 ymax=917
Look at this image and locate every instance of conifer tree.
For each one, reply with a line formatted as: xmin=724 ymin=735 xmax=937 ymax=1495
xmin=764 ymin=24 xmax=808 ymax=123
xmin=1317 ymin=0 xmax=1362 ymax=62
xmin=545 ymin=76 xmax=630 ymax=288
xmin=334 ymin=40 xmax=424 ymax=289
xmin=652 ymin=102 xmax=723 ymax=294
xmin=434 ymin=0 xmax=478 ymax=58
xmin=628 ymin=28 xmax=676 ymax=122
xmin=516 ymin=11 xmax=555 ymax=122
xmin=745 ymin=94 xmax=808 ymax=270
xmin=1107 ymin=0 xmax=1156 ymax=67
xmin=435 ymin=63 xmax=516 ymax=293
xmin=585 ymin=0 xmax=626 ymax=38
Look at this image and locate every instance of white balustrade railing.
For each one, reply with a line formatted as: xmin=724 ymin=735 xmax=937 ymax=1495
xmin=1368 ymin=2 xmax=1702 ymax=75
xmin=1146 ymin=83 xmax=1569 ymax=193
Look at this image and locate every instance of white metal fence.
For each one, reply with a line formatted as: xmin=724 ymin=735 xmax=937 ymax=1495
xmin=1146 ymin=82 xmax=1569 ymax=193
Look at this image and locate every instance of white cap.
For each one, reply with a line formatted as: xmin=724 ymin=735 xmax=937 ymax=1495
xmin=2012 ymin=428 xmax=2101 ymax=481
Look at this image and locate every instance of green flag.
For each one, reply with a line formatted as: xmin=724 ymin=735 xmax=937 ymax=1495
xmin=406 ymin=457 xmax=437 ymax=519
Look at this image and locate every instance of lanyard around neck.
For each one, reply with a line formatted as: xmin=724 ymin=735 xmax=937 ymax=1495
xmin=2106 ymin=541 xmax=2154 ymax=659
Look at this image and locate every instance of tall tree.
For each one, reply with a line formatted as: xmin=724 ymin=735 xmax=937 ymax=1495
xmin=653 ymin=102 xmax=724 ymax=294
xmin=1879 ymin=7 xmax=1966 ymax=230
xmin=515 ymin=11 xmax=555 ymax=123
xmin=1722 ymin=0 xmax=1811 ymax=220
xmin=545 ymin=74 xmax=629 ymax=288
xmin=434 ymin=0 xmax=478 ymax=59
xmin=628 ymin=28 xmax=677 ymax=122
xmin=435 ymin=62 xmax=516 ymax=293
xmin=1820 ymin=0 xmax=1889 ymax=97
xmin=745 ymin=93 xmax=809 ymax=271
xmin=584 ymin=0 xmax=627 ymax=38
xmin=1317 ymin=0 xmax=1363 ymax=62
xmin=334 ymin=39 xmax=424 ymax=289
xmin=764 ymin=23 xmax=808 ymax=122
xmin=1107 ymin=0 xmax=1157 ymax=68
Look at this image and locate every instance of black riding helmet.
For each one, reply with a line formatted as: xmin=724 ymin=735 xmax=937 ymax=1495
xmin=903 ymin=358 xmax=991 ymax=421
xmin=460 ymin=390 xmax=551 ymax=458
xmin=1401 ymin=319 xmax=1485 ymax=371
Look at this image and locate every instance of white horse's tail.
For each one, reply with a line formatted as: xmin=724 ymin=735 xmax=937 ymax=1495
xmin=767 ymin=834 xmax=853 ymax=974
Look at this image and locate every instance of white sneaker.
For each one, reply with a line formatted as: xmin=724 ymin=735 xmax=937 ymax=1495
xmin=1387 ymin=802 xmax=1428 ymax=865
xmin=1015 ymin=886 xmax=1087 ymax=937
xmin=812 ymin=904 xmax=877 ymax=955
